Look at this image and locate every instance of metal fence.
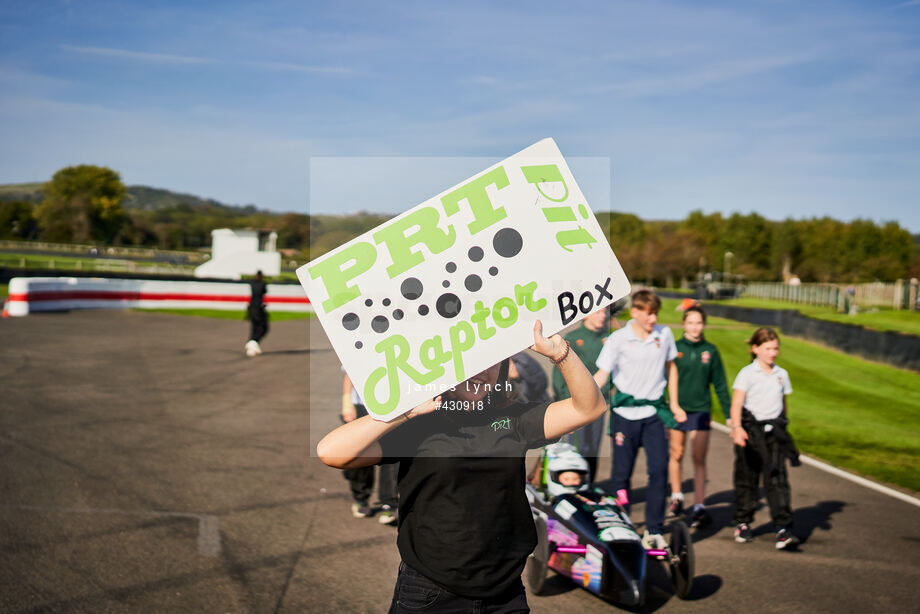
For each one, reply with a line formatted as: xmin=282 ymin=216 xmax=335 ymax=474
xmin=742 ymin=280 xmax=920 ymax=311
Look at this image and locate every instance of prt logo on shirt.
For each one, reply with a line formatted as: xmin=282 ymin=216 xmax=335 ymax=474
xmin=491 ymin=417 xmax=511 ymax=431
xmin=701 ymin=351 xmax=711 ymax=364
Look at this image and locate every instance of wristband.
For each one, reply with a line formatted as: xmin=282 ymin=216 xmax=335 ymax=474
xmin=550 ymin=340 xmax=571 ymax=365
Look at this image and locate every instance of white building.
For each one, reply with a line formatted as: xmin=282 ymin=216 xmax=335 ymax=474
xmin=194 ymin=228 xmax=281 ymax=280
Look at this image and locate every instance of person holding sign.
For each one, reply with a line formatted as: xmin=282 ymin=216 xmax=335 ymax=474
xmin=317 ymin=320 xmax=606 ymax=613
xmin=592 ymin=289 xmax=686 ymax=550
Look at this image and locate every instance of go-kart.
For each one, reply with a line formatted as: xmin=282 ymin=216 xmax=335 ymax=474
xmin=525 ymin=484 xmax=694 ymax=606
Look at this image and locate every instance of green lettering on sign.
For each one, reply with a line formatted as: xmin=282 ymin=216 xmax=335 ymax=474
xmin=471 ymin=300 xmax=496 ymax=340
xmin=448 ymin=321 xmax=476 ymax=381
xmin=440 ymin=166 xmax=509 ymax=235
xmin=308 ymin=241 xmax=377 ymax=313
xmin=520 ymin=164 xmax=569 ymax=203
xmin=493 ymin=297 xmax=518 ymax=328
xmin=365 ymin=334 xmax=442 ymax=415
xmin=373 ymin=206 xmax=456 ymax=279
xmin=515 ymin=281 xmax=547 ymax=312
xmin=556 ymin=228 xmax=599 ymax=252
xmin=419 ymin=335 xmax=451 ymax=374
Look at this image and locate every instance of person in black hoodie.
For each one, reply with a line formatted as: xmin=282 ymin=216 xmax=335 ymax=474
xmin=245 ymin=270 xmax=268 ymax=357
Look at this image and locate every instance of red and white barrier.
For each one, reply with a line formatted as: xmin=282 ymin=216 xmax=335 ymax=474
xmin=5 ymin=277 xmax=312 ymax=317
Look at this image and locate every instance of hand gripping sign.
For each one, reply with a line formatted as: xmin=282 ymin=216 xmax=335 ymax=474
xmin=298 ymin=138 xmax=630 ymax=421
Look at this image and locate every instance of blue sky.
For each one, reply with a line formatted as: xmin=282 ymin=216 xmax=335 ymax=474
xmin=1 ymin=0 xmax=918 ymax=230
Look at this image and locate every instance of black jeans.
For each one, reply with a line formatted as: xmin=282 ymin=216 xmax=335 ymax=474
xmin=248 ymin=305 xmax=268 ymax=342
xmin=388 ymin=563 xmax=529 ymax=614
xmin=732 ymin=429 xmax=793 ymax=527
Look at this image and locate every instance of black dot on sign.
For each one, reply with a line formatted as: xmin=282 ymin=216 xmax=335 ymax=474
xmin=464 ymin=274 xmax=482 ymax=292
xmin=418 ymin=304 xmax=429 ymax=316
xmin=436 ymin=293 xmax=462 ymax=318
xmin=492 ymin=228 xmax=524 ymax=258
xmin=489 ymin=266 xmax=498 ymax=276
xmin=371 ymin=315 xmax=389 ymax=333
xmin=493 ymin=228 xmax=523 ymax=258
xmin=355 ymin=341 xmax=363 ymax=349
xmin=442 ymin=279 xmax=450 ymax=288
xmin=383 ymin=298 xmax=391 ymax=306
xmin=365 ymin=299 xmax=373 ymax=307
xmin=400 ymin=277 xmax=423 ymax=300
xmin=342 ymin=312 xmax=360 ymax=331
xmin=393 ymin=309 xmax=404 ymax=320
xmin=468 ymin=246 xmax=484 ymax=262
xmin=446 ymin=262 xmax=457 ymax=273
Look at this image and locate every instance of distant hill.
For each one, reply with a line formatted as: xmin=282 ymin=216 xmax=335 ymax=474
xmin=0 ymin=182 xmax=265 ymax=214
xmin=0 ymin=183 xmax=44 ymax=203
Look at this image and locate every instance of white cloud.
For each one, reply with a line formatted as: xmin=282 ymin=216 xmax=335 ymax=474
xmin=60 ymin=44 xmax=214 ymax=65
xmin=592 ymin=53 xmax=816 ymax=98
xmin=240 ymin=60 xmax=353 ymax=75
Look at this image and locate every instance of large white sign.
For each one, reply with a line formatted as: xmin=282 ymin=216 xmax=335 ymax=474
xmin=298 ymin=138 xmax=630 ymax=421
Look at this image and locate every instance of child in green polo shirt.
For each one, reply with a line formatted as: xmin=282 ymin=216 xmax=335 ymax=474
xmin=551 ymin=307 xmax=615 ymax=483
xmin=669 ymin=305 xmax=731 ymax=528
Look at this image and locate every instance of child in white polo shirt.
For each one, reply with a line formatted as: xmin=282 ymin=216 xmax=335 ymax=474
xmin=593 ymin=289 xmax=686 ymax=549
xmin=729 ymin=327 xmax=800 ymax=550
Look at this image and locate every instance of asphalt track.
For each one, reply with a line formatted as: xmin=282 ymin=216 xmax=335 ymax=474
xmin=1 ymin=311 xmax=918 ymax=613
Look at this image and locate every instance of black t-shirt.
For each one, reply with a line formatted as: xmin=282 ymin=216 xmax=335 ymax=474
xmin=379 ymin=401 xmax=555 ymax=599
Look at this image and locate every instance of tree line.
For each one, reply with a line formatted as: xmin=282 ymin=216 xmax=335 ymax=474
xmin=1 ymin=164 xmax=917 ymax=283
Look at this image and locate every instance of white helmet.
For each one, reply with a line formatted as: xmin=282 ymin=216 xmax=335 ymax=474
xmin=544 ymin=443 xmax=590 ymax=498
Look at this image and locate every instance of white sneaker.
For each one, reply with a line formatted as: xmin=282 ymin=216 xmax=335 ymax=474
xmin=252 ymin=340 xmax=262 ymax=355
xmin=245 ymin=340 xmax=260 ymax=357
xmin=377 ymin=505 xmax=397 ymax=525
xmin=642 ymin=531 xmax=667 ymax=550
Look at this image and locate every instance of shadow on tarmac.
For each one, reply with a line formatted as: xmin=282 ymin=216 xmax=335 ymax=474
xmin=778 ymin=499 xmax=845 ymax=544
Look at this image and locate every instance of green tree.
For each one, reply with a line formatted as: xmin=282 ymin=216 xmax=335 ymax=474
xmin=0 ymin=201 xmax=39 ymax=239
xmin=36 ymin=165 xmax=127 ymax=243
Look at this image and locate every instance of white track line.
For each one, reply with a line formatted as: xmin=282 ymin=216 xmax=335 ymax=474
xmin=710 ymin=422 xmax=920 ymax=508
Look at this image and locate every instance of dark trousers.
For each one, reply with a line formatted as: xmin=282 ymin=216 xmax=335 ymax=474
xmin=343 ymin=403 xmax=398 ymax=507
xmin=610 ymin=413 xmax=668 ymax=534
xmin=249 ymin=305 xmax=268 ymax=342
xmin=732 ymin=431 xmax=793 ymax=527
xmin=344 ymin=462 xmax=398 ymax=507
xmin=388 ymin=563 xmax=529 ymax=614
